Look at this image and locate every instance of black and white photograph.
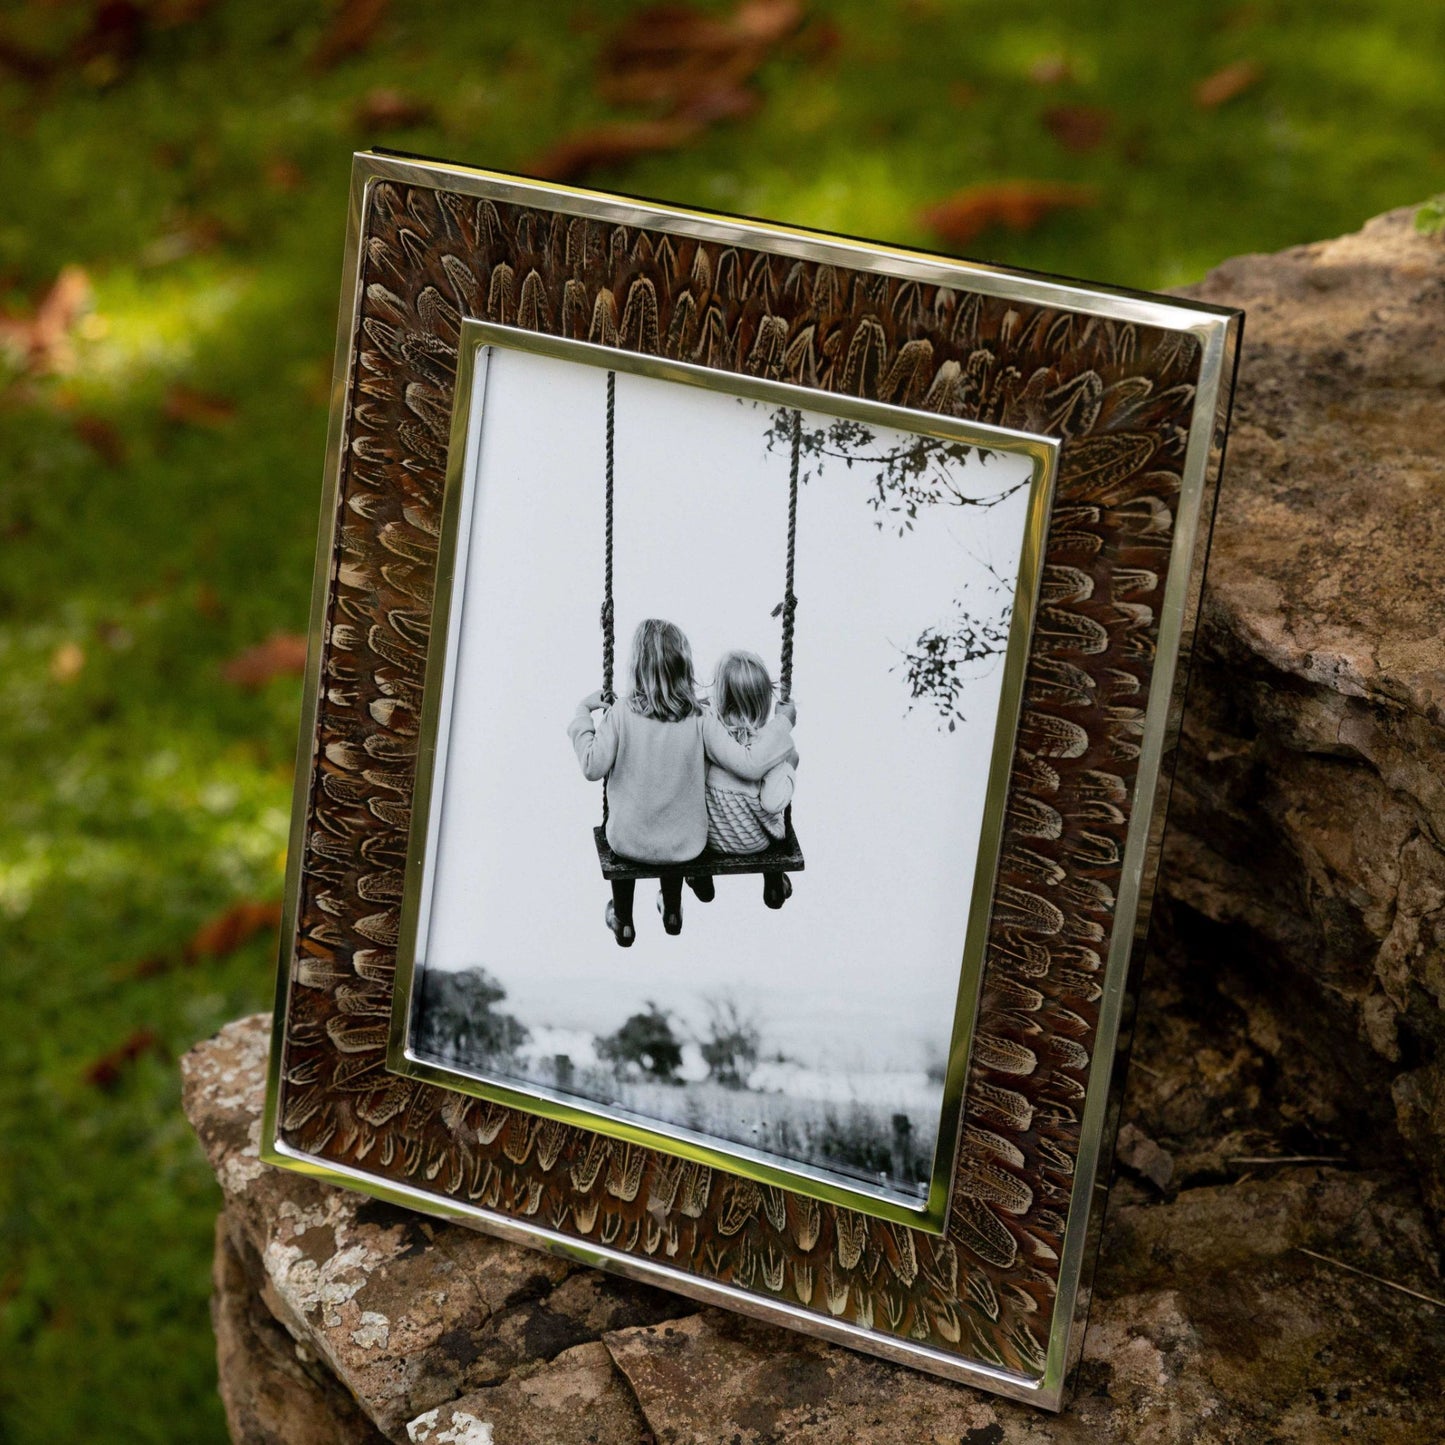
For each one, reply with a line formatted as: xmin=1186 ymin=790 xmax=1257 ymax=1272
xmin=402 ymin=329 xmax=1049 ymax=1212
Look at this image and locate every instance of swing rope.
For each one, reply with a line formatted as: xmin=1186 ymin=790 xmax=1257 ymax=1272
xmin=601 ymin=369 xmax=616 ymax=705
xmin=601 ymin=370 xmax=616 ymax=827
xmin=779 ymin=407 xmax=801 ymax=703
xmin=596 ymin=388 xmax=801 ymax=831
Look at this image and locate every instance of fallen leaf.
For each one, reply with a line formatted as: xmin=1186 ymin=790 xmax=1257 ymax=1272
xmin=794 ymin=16 xmax=842 ymax=64
xmin=527 ymin=117 xmax=706 ymax=184
xmin=72 ymin=413 xmax=126 ymax=467
xmin=311 ymin=0 xmax=391 ymax=71
xmin=1028 ymin=53 xmax=1074 ymax=86
xmin=531 ymin=0 xmax=800 ymax=182
xmin=0 ymin=266 xmax=92 ymax=374
xmin=354 ymin=87 xmax=434 ymax=131
xmin=921 ymin=181 xmax=1098 ymax=249
xmin=162 ymin=382 xmax=235 ymax=428
xmin=1194 ymin=59 xmax=1261 ymax=109
xmin=85 ymin=1029 xmax=162 ymax=1090
xmin=185 ymin=899 xmax=283 ymax=963
xmin=264 ymin=156 xmax=306 ymax=193
xmin=49 ymin=641 xmax=86 ymax=683
xmin=1044 ymin=104 xmax=1111 ymax=153
xmin=222 ymin=632 xmax=309 ymax=688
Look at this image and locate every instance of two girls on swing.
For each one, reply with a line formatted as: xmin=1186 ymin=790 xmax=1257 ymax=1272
xmin=568 ymin=618 xmax=798 ymax=946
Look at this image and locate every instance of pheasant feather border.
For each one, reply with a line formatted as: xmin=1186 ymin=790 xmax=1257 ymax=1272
xmin=260 ymin=151 xmax=1242 ymax=1413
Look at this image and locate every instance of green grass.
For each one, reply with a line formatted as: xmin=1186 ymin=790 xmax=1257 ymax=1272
xmin=0 ymin=0 xmax=1441 ymax=1439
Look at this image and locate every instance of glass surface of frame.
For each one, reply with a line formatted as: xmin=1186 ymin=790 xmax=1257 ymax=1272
xmin=385 ymin=321 xmax=1058 ymax=1234
xmin=262 ymin=150 xmax=1242 ymax=1412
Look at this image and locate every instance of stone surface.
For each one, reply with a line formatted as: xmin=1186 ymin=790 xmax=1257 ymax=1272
xmin=404 ymin=1342 xmax=650 ymax=1445
xmin=185 ymin=1013 xmax=1444 ymax=1442
xmin=1164 ymin=206 xmax=1445 ymax=1227
xmin=185 ymin=209 xmax=1445 ymax=1440
xmin=182 ymin=1016 xmax=689 ymax=1441
xmin=212 ymin=1218 xmax=391 ymax=1445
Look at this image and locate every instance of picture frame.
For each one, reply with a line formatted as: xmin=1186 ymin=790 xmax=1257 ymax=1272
xmin=262 ymin=149 xmax=1241 ymax=1411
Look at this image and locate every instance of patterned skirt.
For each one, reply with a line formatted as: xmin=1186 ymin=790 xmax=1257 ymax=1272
xmin=706 ymin=787 xmax=787 ymax=854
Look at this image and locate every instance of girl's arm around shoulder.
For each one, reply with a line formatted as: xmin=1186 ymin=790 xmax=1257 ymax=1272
xmin=701 ymin=709 xmax=794 ymax=781
xmin=759 ymin=758 xmax=795 ymax=814
xmin=568 ymin=692 xmax=618 ymax=781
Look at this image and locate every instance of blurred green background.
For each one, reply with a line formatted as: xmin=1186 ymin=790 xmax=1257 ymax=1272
xmin=0 ymin=0 xmax=1440 ymax=1439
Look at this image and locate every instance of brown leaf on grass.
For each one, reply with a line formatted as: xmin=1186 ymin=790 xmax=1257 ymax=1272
xmin=85 ymin=1028 xmax=162 ymax=1090
xmin=185 ymin=899 xmax=284 ymax=962
xmin=1044 ymin=104 xmax=1111 ymax=153
xmin=1028 ymin=53 xmax=1074 ymax=86
xmin=222 ymin=632 xmax=309 ymax=688
xmin=354 ymin=87 xmax=434 ymax=132
xmin=311 ymin=0 xmax=391 ymax=71
xmin=528 ymin=0 xmax=801 ymax=182
xmin=1194 ymin=59 xmax=1261 ymax=109
xmin=527 ymin=117 xmax=710 ymax=185
xmin=73 ymin=413 xmax=126 ymax=467
xmin=0 ymin=266 xmax=92 ymax=374
xmin=921 ymin=182 xmax=1098 ymax=249
xmin=264 ymin=157 xmax=306 ymax=193
xmin=162 ymin=383 xmax=235 ymax=428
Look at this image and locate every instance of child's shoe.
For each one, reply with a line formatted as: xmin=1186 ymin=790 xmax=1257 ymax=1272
xmin=763 ymin=873 xmax=793 ymax=910
xmin=656 ymin=890 xmax=683 ymax=936
xmin=605 ymin=901 xmax=635 ymax=947
xmin=686 ymin=875 xmax=715 ymax=903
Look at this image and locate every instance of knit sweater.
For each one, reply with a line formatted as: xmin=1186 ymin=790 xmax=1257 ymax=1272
xmin=568 ymin=699 xmax=795 ymax=863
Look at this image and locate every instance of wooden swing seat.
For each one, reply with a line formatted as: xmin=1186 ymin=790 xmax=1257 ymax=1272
xmin=594 ymin=822 xmax=804 ymax=881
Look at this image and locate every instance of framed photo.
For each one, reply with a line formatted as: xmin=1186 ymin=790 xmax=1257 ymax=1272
xmin=263 ymin=150 xmax=1241 ymax=1411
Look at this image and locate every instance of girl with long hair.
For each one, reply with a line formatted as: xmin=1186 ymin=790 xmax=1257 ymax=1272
xmin=689 ymin=649 xmax=798 ymax=910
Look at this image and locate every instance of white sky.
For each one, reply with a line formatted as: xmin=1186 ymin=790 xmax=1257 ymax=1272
xmin=419 ymin=345 xmax=1035 ymax=1079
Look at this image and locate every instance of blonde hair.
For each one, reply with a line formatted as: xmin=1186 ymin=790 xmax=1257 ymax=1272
xmin=627 ymin=618 xmax=701 ymax=722
xmin=713 ymin=650 xmax=775 ymax=740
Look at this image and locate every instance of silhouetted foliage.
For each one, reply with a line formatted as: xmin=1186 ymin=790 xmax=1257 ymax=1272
xmin=597 ymin=1002 xmax=683 ymax=1081
xmin=415 ymin=966 xmax=529 ymax=1065
xmin=762 ymin=407 xmax=1024 ymax=727
xmin=699 ymin=995 xmax=761 ymax=1088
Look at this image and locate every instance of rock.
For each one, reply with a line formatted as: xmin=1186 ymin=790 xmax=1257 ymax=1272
xmin=404 ymin=1342 xmax=649 ymax=1444
xmin=185 ymin=1014 xmax=1442 ymax=1441
xmin=182 ymin=1016 xmax=689 ymax=1441
xmin=212 ymin=1217 xmax=391 ymax=1444
xmin=606 ymin=1171 xmax=1444 ymax=1444
xmin=1165 ymin=206 xmax=1445 ymax=1227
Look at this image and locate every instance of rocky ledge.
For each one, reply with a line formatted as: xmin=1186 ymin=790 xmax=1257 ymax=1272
xmin=185 ymin=206 xmax=1445 ymax=1441
xmin=185 ymin=1012 xmax=1442 ymax=1443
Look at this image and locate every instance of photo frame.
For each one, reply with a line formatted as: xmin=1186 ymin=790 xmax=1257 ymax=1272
xmin=263 ymin=150 xmax=1241 ymax=1411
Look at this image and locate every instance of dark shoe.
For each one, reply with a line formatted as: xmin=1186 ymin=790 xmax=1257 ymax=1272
xmin=605 ymin=901 xmax=634 ymax=947
xmin=763 ymin=873 xmax=793 ymax=909
xmin=656 ymin=890 xmax=683 ymax=936
xmin=686 ymin=874 xmax=715 ymax=903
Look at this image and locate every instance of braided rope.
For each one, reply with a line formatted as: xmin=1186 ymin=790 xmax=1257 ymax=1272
xmin=601 ymin=370 xmax=616 ymax=828
xmin=779 ymin=407 xmax=800 ymax=703
xmin=602 ymin=369 xmax=616 ymax=704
